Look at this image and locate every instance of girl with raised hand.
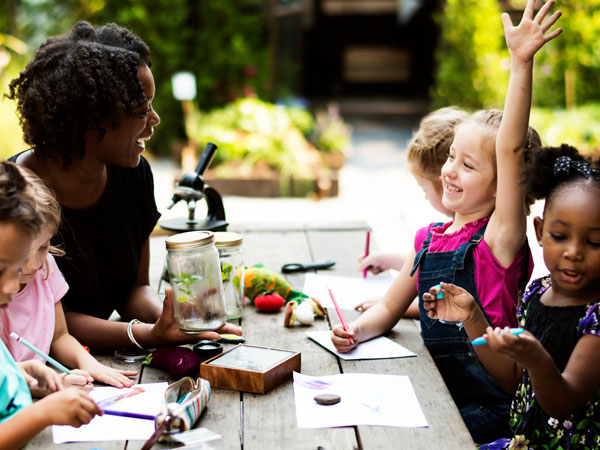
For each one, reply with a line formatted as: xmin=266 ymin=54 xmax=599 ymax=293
xmin=424 ymin=145 xmax=600 ymax=449
xmin=356 ymin=106 xmax=469 ymax=316
xmin=0 ymin=165 xmax=137 ymax=389
xmin=0 ymin=161 xmax=101 ymax=449
xmin=332 ymin=0 xmax=561 ymax=442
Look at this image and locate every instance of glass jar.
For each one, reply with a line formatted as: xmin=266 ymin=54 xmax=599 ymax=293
xmin=165 ymin=231 xmax=227 ymax=333
xmin=214 ymin=232 xmax=244 ymax=321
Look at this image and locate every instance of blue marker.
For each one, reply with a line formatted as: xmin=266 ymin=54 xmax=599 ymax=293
xmin=435 ymin=284 xmax=444 ymax=299
xmin=471 ymin=328 xmax=525 ymax=346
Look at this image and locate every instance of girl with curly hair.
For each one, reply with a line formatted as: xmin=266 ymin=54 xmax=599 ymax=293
xmin=424 ymin=144 xmax=600 ymax=449
xmin=7 ymin=21 xmax=240 ymax=350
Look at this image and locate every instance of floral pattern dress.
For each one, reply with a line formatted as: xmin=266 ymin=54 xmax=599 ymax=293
xmin=480 ymin=276 xmax=600 ymax=450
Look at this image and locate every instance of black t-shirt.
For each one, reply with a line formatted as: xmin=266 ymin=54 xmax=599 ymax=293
xmin=10 ymin=153 xmax=161 ymax=319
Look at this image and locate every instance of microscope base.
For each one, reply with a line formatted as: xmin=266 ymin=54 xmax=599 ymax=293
xmin=159 ymin=217 xmax=228 ymax=233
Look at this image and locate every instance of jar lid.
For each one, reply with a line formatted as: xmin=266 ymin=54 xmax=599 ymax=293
xmin=165 ymin=230 xmax=215 ymax=250
xmin=214 ymin=231 xmax=243 ymax=248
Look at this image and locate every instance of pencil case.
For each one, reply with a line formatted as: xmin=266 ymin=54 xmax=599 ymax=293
xmin=141 ymin=376 xmax=211 ymax=449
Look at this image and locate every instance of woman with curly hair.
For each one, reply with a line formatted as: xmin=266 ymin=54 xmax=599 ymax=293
xmin=7 ymin=21 xmax=241 ymax=350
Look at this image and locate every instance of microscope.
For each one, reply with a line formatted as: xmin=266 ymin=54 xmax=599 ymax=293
xmin=160 ymin=142 xmax=228 ymax=233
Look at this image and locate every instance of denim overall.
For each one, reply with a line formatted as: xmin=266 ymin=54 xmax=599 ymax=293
xmin=410 ymin=222 xmax=512 ymax=443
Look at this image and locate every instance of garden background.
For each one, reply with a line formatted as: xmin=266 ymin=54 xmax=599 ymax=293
xmin=1 ymin=0 xmax=599 ymax=180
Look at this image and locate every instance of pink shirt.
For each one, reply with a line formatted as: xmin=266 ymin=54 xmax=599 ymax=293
xmin=0 ymin=254 xmax=68 ymax=362
xmin=414 ymin=217 xmax=533 ymax=329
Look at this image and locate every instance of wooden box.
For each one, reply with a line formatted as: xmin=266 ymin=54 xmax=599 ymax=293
xmin=200 ymin=344 xmax=301 ymax=394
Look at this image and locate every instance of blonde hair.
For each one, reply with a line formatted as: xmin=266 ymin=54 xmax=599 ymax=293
xmin=14 ymin=165 xmax=64 ymax=258
xmin=459 ymin=108 xmax=542 ymax=214
xmin=407 ymin=107 xmax=470 ymax=192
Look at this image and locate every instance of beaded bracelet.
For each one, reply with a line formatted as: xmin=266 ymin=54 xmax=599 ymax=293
xmin=126 ymin=319 xmax=144 ymax=349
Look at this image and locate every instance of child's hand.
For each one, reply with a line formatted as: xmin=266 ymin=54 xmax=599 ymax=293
xmin=422 ymin=282 xmax=477 ymax=323
xmin=60 ymin=369 xmax=94 ymax=392
xmin=330 ymin=323 xmax=358 ymax=353
xmin=82 ymin=360 xmax=137 ymax=388
xmin=483 ymin=326 xmax=544 ymax=367
xmin=36 ymin=388 xmax=102 ymax=428
xmin=502 ymin=0 xmax=562 ymax=63
xmin=358 ymin=252 xmax=405 ymax=275
xmin=17 ymin=360 xmax=63 ymax=393
xmin=354 ymin=297 xmax=380 ymax=312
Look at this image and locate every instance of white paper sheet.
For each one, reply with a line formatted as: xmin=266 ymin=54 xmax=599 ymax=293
xmin=52 ymin=382 xmax=168 ymax=444
xmin=306 ymin=330 xmax=416 ymax=360
xmin=303 ymin=273 xmax=395 ymax=310
xmin=293 ymin=372 xmax=428 ymax=428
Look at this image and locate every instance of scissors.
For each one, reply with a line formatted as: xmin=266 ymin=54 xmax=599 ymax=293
xmin=281 ymin=260 xmax=336 ymax=274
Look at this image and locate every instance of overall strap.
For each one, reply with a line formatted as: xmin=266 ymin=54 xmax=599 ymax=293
xmin=410 ymin=222 xmax=445 ymax=277
xmin=450 ymin=222 xmax=488 ymax=270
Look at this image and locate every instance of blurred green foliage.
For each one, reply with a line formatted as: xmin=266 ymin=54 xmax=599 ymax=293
xmin=531 ymin=104 xmax=600 ymax=155
xmin=1 ymin=0 xmax=269 ymax=157
xmin=532 ymin=1 xmax=600 ymax=108
xmin=431 ymin=0 xmax=508 ymax=109
xmin=188 ymin=97 xmax=350 ymax=178
xmin=433 ymin=1 xmax=600 ymax=110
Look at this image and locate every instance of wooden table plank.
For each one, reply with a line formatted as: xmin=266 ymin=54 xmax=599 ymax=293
xmin=23 ymin=223 xmax=476 ymax=450
xmin=239 ymin=229 xmax=358 ymax=449
xmin=329 ymin=309 xmax=475 ymax=449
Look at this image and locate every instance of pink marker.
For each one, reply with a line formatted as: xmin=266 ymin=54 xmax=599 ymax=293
xmin=362 ymin=230 xmax=371 ymax=279
xmin=328 ymin=287 xmax=354 ymax=345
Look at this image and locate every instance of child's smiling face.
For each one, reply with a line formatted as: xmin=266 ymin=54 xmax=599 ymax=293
xmin=440 ymin=123 xmax=497 ymax=219
xmin=0 ymin=222 xmax=33 ymax=308
xmin=534 ymin=183 xmax=600 ymax=303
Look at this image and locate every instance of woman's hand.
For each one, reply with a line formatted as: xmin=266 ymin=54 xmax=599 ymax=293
xmin=18 ymin=360 xmax=63 ymax=393
xmin=149 ymin=288 xmax=242 ymax=346
xmin=502 ymin=0 xmax=562 ymax=63
xmin=330 ymin=323 xmax=358 ymax=353
xmin=422 ymin=282 xmax=478 ymax=323
xmin=36 ymin=388 xmax=102 ymax=427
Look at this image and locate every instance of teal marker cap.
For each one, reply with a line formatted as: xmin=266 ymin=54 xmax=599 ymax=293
xmin=471 ymin=328 xmax=525 ymax=346
xmin=435 ymin=285 xmax=443 ymax=299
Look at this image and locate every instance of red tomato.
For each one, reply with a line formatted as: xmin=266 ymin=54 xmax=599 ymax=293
xmin=254 ymin=290 xmax=285 ymax=312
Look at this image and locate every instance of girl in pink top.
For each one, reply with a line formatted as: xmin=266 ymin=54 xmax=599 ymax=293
xmin=331 ymin=0 xmax=561 ymax=443
xmin=412 ymin=216 xmax=533 ymax=330
xmin=0 ymin=165 xmax=136 ymax=390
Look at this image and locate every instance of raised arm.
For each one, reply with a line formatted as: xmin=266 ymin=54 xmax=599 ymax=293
xmin=486 ymin=0 xmax=562 ymax=266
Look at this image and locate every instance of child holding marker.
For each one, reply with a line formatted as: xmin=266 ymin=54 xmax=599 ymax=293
xmin=0 ymin=165 xmax=137 ymax=389
xmin=423 ymin=145 xmax=600 ymax=449
xmin=356 ymin=107 xmax=469 ymax=315
xmin=0 ymin=161 xmax=101 ymax=449
xmin=332 ymin=0 xmax=560 ymax=442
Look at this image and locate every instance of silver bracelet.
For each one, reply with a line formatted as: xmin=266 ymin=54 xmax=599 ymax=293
xmin=126 ymin=319 xmax=144 ymax=349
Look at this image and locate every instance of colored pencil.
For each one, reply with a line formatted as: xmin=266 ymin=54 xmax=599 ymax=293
xmin=362 ymin=230 xmax=371 ymax=279
xmin=103 ymin=409 xmax=156 ymax=421
xmin=327 ymin=287 xmax=354 ymax=345
xmin=471 ymin=328 xmax=525 ymax=346
xmin=10 ymin=332 xmax=73 ymax=375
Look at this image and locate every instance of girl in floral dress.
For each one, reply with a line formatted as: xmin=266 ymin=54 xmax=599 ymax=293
xmin=423 ymin=145 xmax=600 ymax=449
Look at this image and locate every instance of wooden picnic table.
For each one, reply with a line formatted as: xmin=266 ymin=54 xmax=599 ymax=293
xmin=25 ymin=222 xmax=474 ymax=450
